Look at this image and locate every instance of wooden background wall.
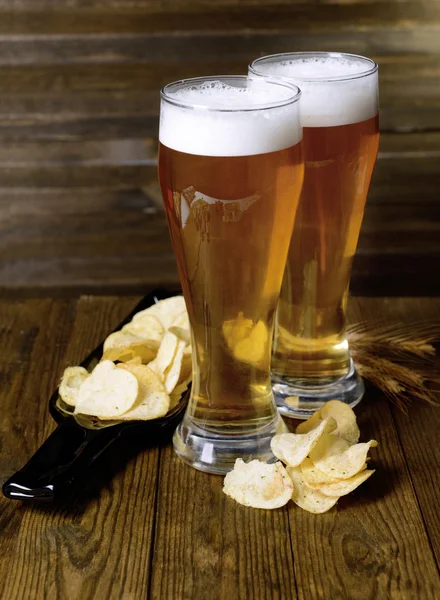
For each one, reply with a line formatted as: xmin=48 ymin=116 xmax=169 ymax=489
xmin=2 ymin=0 xmax=439 ymax=296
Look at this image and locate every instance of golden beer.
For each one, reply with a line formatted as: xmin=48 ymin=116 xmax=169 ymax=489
xmin=159 ymin=76 xmax=304 ymax=471
xmin=274 ymin=115 xmax=379 ymax=380
xmin=250 ymin=53 xmax=379 ymax=414
xmin=159 ymin=143 xmax=303 ymax=429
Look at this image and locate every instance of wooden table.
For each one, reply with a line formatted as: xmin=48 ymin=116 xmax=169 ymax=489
xmin=0 ymin=294 xmax=439 ymax=599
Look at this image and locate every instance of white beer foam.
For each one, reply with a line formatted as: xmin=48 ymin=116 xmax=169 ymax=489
xmin=160 ymin=80 xmax=302 ymax=156
xmin=250 ymin=57 xmax=378 ymax=127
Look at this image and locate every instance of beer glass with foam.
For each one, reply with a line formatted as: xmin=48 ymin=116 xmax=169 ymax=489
xmin=159 ymin=76 xmax=304 ymax=472
xmin=249 ymin=53 xmax=380 ymax=418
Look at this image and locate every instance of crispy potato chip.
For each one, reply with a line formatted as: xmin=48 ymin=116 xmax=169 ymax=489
xmin=163 ymin=341 xmax=186 ymax=394
xmin=59 ymin=366 xmax=89 ymax=406
xmin=287 ymin=466 xmax=339 ymax=514
xmin=271 ymin=417 xmax=337 ymax=467
xmin=222 ymin=312 xmax=253 ymax=351
xmin=169 ymin=376 xmax=191 ymax=409
xmin=309 ymin=434 xmax=378 ymax=479
xmin=233 ymin=320 xmax=268 ymax=364
xmin=102 ymin=330 xmax=158 ymax=363
xmin=122 ymin=314 xmax=164 ymax=342
xmin=319 ymin=469 xmax=375 ymax=497
xmin=223 ymin=459 xmax=294 ymax=509
xmin=132 ymin=296 xmax=186 ymax=330
xmin=168 ymin=325 xmax=190 ymax=345
xmin=300 ymin=457 xmax=367 ymax=488
xmin=124 ymin=356 xmax=142 ymax=366
xmin=149 ymin=331 xmax=179 ymax=380
xmin=115 ymin=363 xmax=170 ymax=420
xmin=75 ymin=360 xmax=138 ymax=418
xmin=296 ymin=400 xmax=360 ymax=445
xmin=178 ymin=353 xmax=192 ymax=385
xmin=171 ymin=311 xmax=190 ymax=331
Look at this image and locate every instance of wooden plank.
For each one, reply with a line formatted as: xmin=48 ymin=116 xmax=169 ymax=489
xmin=0 ymin=187 xmax=162 ymax=218
xmin=0 ymin=131 xmax=438 ymax=167
xmin=3 ymin=0 xmax=438 ymax=8
xmin=1 ymin=105 xmax=437 ymax=140
xmin=0 ymin=296 xmax=162 ymax=600
xmin=1 ymin=2 xmax=440 ymax=34
xmin=0 ymin=132 xmax=438 ymax=295
xmin=284 ymin=297 xmax=440 ymax=599
xmin=348 ymin=297 xmax=440 ymax=567
xmin=150 ymin=444 xmax=297 ymax=600
xmin=0 ymin=138 xmax=156 ymax=165
xmin=0 ymin=55 xmax=438 ymax=137
xmin=2 ymin=41 xmax=440 ymax=97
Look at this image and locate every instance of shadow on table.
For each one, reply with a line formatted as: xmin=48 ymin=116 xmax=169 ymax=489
xmin=7 ymin=429 xmax=173 ymax=516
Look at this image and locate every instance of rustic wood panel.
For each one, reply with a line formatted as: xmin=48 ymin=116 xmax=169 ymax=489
xmin=288 ymin=397 xmax=440 ymax=599
xmin=0 ymin=295 xmax=164 ymax=600
xmin=349 ymin=297 xmax=440 ymax=568
xmin=0 ymin=0 xmax=438 ymax=294
xmin=0 ymin=296 xmax=439 ymax=598
xmin=2 ymin=1 xmax=440 ymax=34
xmin=0 ymin=132 xmax=438 ymax=295
xmin=150 ymin=444 xmax=297 ymax=600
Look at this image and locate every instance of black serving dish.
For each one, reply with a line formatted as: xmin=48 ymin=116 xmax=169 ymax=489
xmin=2 ymin=289 xmax=189 ymax=503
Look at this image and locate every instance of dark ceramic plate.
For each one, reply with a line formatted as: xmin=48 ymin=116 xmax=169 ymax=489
xmin=2 ymin=289 xmax=189 ymax=503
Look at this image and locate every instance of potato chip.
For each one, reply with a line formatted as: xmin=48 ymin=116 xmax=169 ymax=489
xmin=75 ymin=360 xmax=138 ymax=418
xmin=271 ymin=417 xmax=337 ymax=467
xmin=300 ymin=457 xmax=367 ymax=488
xmin=132 ymin=296 xmax=186 ymax=330
xmin=287 ymin=466 xmax=339 ymax=514
xmin=124 ymin=356 xmax=142 ymax=366
xmin=169 ymin=377 xmax=191 ymax=409
xmin=223 ymin=459 xmax=294 ymax=509
xmin=222 ymin=312 xmax=253 ymax=351
xmin=102 ymin=330 xmax=158 ymax=363
xmin=233 ymin=320 xmax=268 ymax=365
xmin=309 ymin=434 xmax=378 ymax=479
xmin=122 ymin=314 xmax=164 ymax=342
xmin=59 ymin=366 xmax=89 ymax=406
xmin=149 ymin=331 xmax=179 ymax=381
xmin=296 ymin=400 xmax=360 ymax=445
xmin=178 ymin=353 xmax=192 ymax=385
xmin=116 ymin=363 xmax=170 ymax=420
xmin=171 ymin=310 xmax=190 ymax=331
xmin=168 ymin=325 xmax=190 ymax=345
xmin=163 ymin=340 xmax=186 ymax=394
xmin=319 ymin=469 xmax=375 ymax=497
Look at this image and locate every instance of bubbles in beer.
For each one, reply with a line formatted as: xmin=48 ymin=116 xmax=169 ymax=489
xmin=160 ymin=79 xmax=302 ymax=157
xmin=250 ymin=56 xmax=378 ymax=127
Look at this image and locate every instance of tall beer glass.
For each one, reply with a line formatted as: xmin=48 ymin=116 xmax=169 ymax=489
xmin=249 ymin=53 xmax=379 ymax=418
xmin=159 ymin=76 xmax=304 ymax=472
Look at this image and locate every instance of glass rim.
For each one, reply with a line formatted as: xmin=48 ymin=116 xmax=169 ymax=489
xmin=160 ymin=75 xmax=302 ymax=112
xmin=249 ymin=52 xmax=378 ymax=83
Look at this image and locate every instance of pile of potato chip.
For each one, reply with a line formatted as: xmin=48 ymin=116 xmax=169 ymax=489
xmin=58 ymin=296 xmax=192 ymax=421
xmin=223 ymin=401 xmax=377 ymax=513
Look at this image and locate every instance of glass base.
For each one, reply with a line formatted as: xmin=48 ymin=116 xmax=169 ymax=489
xmin=272 ymin=360 xmax=364 ymax=420
xmin=173 ymin=413 xmax=288 ymax=475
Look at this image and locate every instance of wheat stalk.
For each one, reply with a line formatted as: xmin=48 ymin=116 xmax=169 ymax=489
xmin=347 ymin=321 xmax=440 ymax=412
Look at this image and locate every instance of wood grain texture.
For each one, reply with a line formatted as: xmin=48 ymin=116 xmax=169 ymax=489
xmin=0 ymin=296 xmax=439 ymax=599
xmin=287 ymin=389 xmax=439 ymax=599
xmin=0 ymin=0 xmax=438 ymax=295
xmin=349 ymin=297 xmax=440 ymax=569
xmin=2 ymin=1 xmax=440 ymax=34
xmin=0 ymin=133 xmax=438 ymax=296
xmin=0 ymin=295 xmax=163 ymax=600
xmin=150 ymin=444 xmax=297 ymax=600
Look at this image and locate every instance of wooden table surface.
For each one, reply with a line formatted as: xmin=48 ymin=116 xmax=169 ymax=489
xmin=0 ymin=294 xmax=439 ymax=600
